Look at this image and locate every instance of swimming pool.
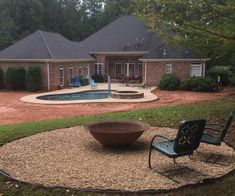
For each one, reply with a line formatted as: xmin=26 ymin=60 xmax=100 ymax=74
xmin=37 ymin=90 xmax=114 ymax=101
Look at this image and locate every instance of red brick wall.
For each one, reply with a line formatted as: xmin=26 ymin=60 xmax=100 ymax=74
xmin=0 ymin=61 xmax=94 ymax=91
xmin=145 ymin=60 xmax=205 ymax=85
xmin=48 ymin=62 xmax=93 ymax=91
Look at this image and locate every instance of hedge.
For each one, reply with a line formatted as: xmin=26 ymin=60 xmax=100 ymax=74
xmin=207 ymin=67 xmax=232 ymax=86
xmin=6 ymin=67 xmax=26 ymax=90
xmin=180 ymin=76 xmax=217 ymax=92
xmin=158 ymin=73 xmax=181 ymax=91
xmin=26 ymin=66 xmax=42 ymax=91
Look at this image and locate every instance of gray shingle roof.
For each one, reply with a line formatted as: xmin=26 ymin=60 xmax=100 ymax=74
xmin=80 ymin=16 xmax=164 ymax=52
xmin=0 ymin=30 xmax=92 ymax=59
xmin=142 ymin=44 xmax=206 ymax=59
xmin=0 ymin=16 xmax=206 ymax=60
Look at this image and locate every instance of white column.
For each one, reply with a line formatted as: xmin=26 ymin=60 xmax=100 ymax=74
xmin=144 ymin=61 xmax=147 ymax=83
xmin=126 ymin=63 xmax=129 ymax=77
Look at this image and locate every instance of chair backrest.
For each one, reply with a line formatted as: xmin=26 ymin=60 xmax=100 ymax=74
xmin=220 ymin=111 xmax=235 ymax=141
xmin=173 ymin=119 xmax=206 ymax=153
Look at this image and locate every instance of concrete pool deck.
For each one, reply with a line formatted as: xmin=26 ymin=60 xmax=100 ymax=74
xmin=20 ymin=83 xmax=158 ymax=104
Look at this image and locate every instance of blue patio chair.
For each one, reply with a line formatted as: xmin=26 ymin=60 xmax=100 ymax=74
xmin=200 ymin=111 xmax=235 ymax=145
xmin=90 ymin=79 xmax=97 ymax=89
xmin=148 ymin=119 xmax=206 ymax=169
xmin=69 ymin=76 xmax=81 ymax=87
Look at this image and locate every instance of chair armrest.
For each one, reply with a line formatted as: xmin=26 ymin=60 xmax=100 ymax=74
xmin=149 ymin=134 xmax=172 ymax=146
xmin=206 ymin=123 xmax=224 ymax=128
xmin=204 ymin=127 xmax=222 ymax=132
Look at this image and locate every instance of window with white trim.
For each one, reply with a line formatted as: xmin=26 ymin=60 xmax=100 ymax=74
xmin=165 ymin=63 xmax=172 ymax=74
xmin=59 ymin=65 xmax=64 ymax=86
xmin=78 ymin=65 xmax=82 ymax=75
xmin=94 ymin=62 xmax=102 ymax=75
xmin=69 ymin=66 xmax=73 ymax=78
xmin=190 ymin=64 xmax=202 ymax=76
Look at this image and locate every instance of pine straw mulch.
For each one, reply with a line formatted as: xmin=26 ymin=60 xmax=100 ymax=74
xmin=0 ymin=126 xmax=235 ymax=191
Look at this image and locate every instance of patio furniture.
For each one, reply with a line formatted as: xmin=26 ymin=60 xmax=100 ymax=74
xmin=200 ymin=111 xmax=235 ymax=145
xmin=148 ymin=119 xmax=206 ymax=169
xmin=90 ymin=79 xmax=97 ymax=89
xmin=70 ymin=76 xmax=81 ymax=87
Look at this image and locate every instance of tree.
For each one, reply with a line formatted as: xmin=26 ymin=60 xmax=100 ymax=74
xmin=135 ymin=0 xmax=235 ymax=66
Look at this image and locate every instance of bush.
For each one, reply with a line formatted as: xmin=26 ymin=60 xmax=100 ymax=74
xmin=0 ymin=68 xmax=4 ymax=89
xmin=207 ymin=67 xmax=232 ymax=86
xmin=79 ymin=75 xmax=89 ymax=86
xmin=180 ymin=76 xmax=217 ymax=92
xmin=92 ymin=74 xmax=104 ymax=83
xmin=158 ymin=74 xmax=181 ymax=90
xmin=6 ymin=67 xmax=26 ymax=90
xmin=26 ymin=66 xmax=41 ymax=91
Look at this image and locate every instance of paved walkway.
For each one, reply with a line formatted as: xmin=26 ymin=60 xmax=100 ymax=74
xmin=0 ymin=87 xmax=234 ymax=125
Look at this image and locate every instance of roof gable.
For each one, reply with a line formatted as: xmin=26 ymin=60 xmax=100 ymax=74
xmin=0 ymin=30 xmax=92 ymax=60
xmin=80 ymin=16 xmax=163 ymax=52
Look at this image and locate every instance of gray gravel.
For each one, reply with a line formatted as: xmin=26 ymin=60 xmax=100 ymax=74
xmin=0 ymin=126 xmax=234 ymax=191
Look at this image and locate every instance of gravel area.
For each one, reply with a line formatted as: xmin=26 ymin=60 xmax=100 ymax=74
xmin=0 ymin=126 xmax=234 ymax=191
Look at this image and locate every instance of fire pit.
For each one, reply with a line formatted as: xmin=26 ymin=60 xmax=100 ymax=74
xmin=85 ymin=120 xmax=150 ymax=147
xmin=111 ymin=90 xmax=144 ymax=99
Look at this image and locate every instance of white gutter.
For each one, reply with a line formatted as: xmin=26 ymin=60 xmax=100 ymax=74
xmin=46 ymin=60 xmax=50 ymax=91
xmin=139 ymin=58 xmax=210 ymax=62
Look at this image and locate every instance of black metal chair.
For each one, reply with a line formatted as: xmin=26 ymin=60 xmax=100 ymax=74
xmin=200 ymin=111 xmax=235 ymax=145
xmin=148 ymin=119 xmax=206 ymax=169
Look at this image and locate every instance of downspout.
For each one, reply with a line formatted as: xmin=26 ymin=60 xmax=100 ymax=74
xmin=46 ymin=60 xmax=50 ymax=91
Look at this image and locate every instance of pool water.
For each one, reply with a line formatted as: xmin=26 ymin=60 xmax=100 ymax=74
xmin=37 ymin=90 xmax=113 ymax=101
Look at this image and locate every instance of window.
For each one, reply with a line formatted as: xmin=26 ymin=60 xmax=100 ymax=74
xmin=94 ymin=62 xmax=102 ymax=75
xmin=69 ymin=66 xmax=73 ymax=78
xmin=78 ymin=65 xmax=82 ymax=75
xmin=165 ymin=64 xmax=172 ymax=74
xmin=59 ymin=66 xmax=64 ymax=86
xmin=190 ymin=64 xmax=202 ymax=76
xmin=115 ymin=63 xmax=122 ymax=78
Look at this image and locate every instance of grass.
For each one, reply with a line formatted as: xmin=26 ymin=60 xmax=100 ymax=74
xmin=0 ymin=94 xmax=235 ymax=195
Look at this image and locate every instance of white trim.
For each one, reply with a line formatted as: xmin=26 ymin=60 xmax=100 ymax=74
xmin=90 ymin=51 xmax=148 ymax=56
xmin=190 ymin=64 xmax=203 ymax=77
xmin=165 ymin=63 xmax=172 ymax=74
xmin=139 ymin=58 xmax=210 ymax=62
xmin=144 ymin=61 xmax=147 ymax=83
xmin=0 ymin=58 xmax=95 ymax=63
xmin=59 ymin=65 xmax=64 ymax=86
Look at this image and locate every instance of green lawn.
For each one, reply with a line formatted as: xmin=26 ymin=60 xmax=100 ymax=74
xmin=0 ymin=94 xmax=235 ymax=196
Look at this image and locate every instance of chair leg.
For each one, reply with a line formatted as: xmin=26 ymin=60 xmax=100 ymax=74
xmin=148 ymin=146 xmax=153 ymax=169
xmin=173 ymin=158 xmax=176 ymax=163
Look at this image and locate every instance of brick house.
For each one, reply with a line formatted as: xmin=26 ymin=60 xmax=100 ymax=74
xmin=0 ymin=16 xmax=208 ymax=91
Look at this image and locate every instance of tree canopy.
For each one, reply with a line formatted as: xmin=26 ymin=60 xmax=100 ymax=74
xmin=0 ymin=0 xmax=234 ymax=66
xmin=134 ymin=0 xmax=235 ymax=66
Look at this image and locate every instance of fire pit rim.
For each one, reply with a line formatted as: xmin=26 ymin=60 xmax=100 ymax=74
xmin=84 ymin=120 xmax=150 ymax=133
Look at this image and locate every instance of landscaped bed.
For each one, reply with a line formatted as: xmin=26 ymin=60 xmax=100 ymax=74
xmin=0 ymin=126 xmax=234 ymax=192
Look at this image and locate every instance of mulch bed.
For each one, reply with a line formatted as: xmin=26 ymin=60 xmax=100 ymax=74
xmin=0 ymin=126 xmax=235 ymax=191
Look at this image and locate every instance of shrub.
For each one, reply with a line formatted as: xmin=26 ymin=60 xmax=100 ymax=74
xmin=6 ymin=67 xmax=26 ymax=90
xmin=92 ymin=74 xmax=104 ymax=83
xmin=26 ymin=66 xmax=42 ymax=91
xmin=158 ymin=74 xmax=181 ymax=90
xmin=207 ymin=67 xmax=232 ymax=86
xmin=0 ymin=68 xmax=4 ymax=89
xmin=79 ymin=75 xmax=89 ymax=86
xmin=180 ymin=76 xmax=217 ymax=92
